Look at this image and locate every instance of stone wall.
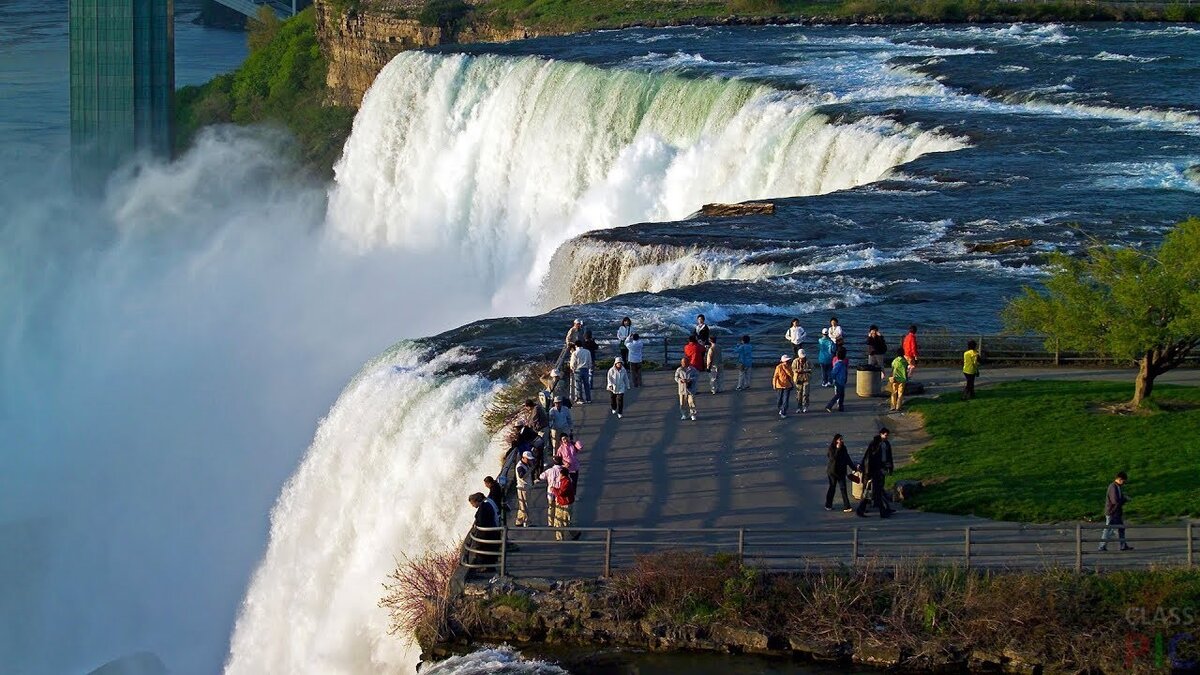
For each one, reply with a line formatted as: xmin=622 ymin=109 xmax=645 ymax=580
xmin=435 ymin=576 xmax=1047 ymax=674
xmin=314 ymin=0 xmax=535 ymax=107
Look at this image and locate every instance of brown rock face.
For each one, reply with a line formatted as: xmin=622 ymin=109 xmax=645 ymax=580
xmin=314 ymin=0 xmax=536 ymax=107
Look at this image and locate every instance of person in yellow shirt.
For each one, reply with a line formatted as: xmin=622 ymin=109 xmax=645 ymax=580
xmin=963 ymin=339 xmax=981 ymax=400
xmin=889 ymin=348 xmax=908 ymax=412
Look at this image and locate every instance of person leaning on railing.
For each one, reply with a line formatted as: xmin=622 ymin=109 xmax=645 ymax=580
xmin=467 ymin=492 xmax=500 ymax=570
xmin=626 ymin=333 xmax=644 ymax=387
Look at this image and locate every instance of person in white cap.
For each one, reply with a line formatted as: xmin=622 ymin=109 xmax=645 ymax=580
xmin=514 ymin=450 xmax=536 ymax=526
xmin=773 ymin=354 xmax=794 ymax=418
xmin=547 ymin=395 xmax=573 ymax=450
xmin=791 ymin=348 xmax=812 ymax=413
xmin=565 ymin=319 xmax=583 ymax=346
xmin=606 ymin=357 xmax=632 ymax=418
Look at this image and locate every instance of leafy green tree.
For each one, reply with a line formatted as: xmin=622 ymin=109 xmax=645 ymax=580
xmin=248 ymin=6 xmax=282 ymax=54
xmin=1004 ymin=219 xmax=1200 ymax=409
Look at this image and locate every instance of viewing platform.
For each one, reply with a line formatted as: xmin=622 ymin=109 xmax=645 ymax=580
xmin=466 ymin=362 xmax=1200 ymax=578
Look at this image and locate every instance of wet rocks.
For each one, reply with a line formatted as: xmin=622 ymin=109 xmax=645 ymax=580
xmin=701 ymin=202 xmax=777 ymax=217
xmin=966 ymin=238 xmax=1034 ymax=254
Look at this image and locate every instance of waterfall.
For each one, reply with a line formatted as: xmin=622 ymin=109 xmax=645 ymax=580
xmin=328 ymin=52 xmax=966 ymax=308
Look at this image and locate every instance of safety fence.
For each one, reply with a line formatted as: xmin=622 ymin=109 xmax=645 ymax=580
xmin=462 ymin=522 xmax=1197 ymax=577
xmin=558 ymin=330 xmax=1200 ymax=368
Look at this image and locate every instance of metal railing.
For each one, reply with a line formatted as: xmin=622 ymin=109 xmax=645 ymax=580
xmin=460 ymin=522 xmax=1197 ymax=576
xmin=557 ymin=330 xmax=1199 ymax=368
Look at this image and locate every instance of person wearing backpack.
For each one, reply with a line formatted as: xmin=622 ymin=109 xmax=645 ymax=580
xmin=551 ymin=470 xmax=579 ymax=541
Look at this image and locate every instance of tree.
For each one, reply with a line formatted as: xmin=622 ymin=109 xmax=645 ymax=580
xmin=1004 ymin=218 xmax=1200 ymax=409
xmin=248 ymin=6 xmax=282 ymax=54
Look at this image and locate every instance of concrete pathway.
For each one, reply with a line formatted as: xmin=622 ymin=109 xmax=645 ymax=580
xmin=502 ymin=366 xmax=1199 ymax=576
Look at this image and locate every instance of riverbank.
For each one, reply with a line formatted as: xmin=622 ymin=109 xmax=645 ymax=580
xmin=424 ymin=553 xmax=1200 ymax=673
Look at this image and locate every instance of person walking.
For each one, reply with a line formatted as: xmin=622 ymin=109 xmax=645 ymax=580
xmin=606 ymin=357 xmax=631 ymax=418
xmin=773 ymin=355 xmax=793 ymax=418
xmin=817 ymin=328 xmax=835 ymax=386
xmin=555 ymin=434 xmax=581 ymax=487
xmin=694 ymin=314 xmax=711 ymax=345
xmin=547 ymin=396 xmax=573 ymax=451
xmin=824 ymin=347 xmax=848 ymax=413
xmin=627 ymin=333 xmax=644 ymax=387
xmin=733 ymin=335 xmax=754 ymax=390
xmin=514 ymin=450 xmax=535 ymax=526
xmin=785 ymin=319 xmax=807 ymax=356
xmin=684 ymin=335 xmax=705 ymax=371
xmin=825 ymin=434 xmax=854 ymax=512
xmin=903 ymin=325 xmax=919 ymax=376
xmin=706 ymin=336 xmax=723 ymax=394
xmin=569 ymin=341 xmax=593 ymax=404
xmin=866 ymin=325 xmax=888 ymax=375
xmin=828 ymin=317 xmax=844 ymax=343
xmin=617 ymin=317 xmax=633 ymax=362
xmin=963 ymin=339 xmax=981 ymax=400
xmin=675 ymin=357 xmax=699 ymax=420
xmin=551 ymin=469 xmax=579 ymax=541
xmin=1098 ymin=472 xmax=1133 ymax=552
xmin=889 ymin=348 xmax=909 ymax=412
xmin=539 ymin=456 xmax=565 ymax=534
xmin=855 ymin=437 xmax=894 ymax=519
xmin=790 ymin=349 xmax=812 ymax=413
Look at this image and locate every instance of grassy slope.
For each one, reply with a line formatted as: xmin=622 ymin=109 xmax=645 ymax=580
xmin=175 ymin=7 xmax=355 ymax=174
xmin=893 ymin=380 xmax=1200 ymax=523
xmin=476 ymin=0 xmax=1200 ymax=32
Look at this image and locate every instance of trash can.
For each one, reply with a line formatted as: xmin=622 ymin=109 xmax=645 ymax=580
xmin=856 ymin=365 xmax=883 ymax=398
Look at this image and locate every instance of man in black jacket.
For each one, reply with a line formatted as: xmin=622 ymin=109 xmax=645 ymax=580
xmin=1098 ymin=472 xmax=1132 ymax=552
xmin=468 ymin=492 xmax=500 ymax=569
xmin=855 ymin=435 xmax=894 ymax=518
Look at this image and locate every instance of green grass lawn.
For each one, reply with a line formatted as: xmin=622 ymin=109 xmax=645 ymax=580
xmin=892 ymin=379 xmax=1200 ymax=523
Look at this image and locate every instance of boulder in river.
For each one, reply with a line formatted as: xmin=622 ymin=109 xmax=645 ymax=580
xmin=701 ymin=202 xmax=776 ymax=217
xmin=966 ymin=238 xmax=1034 ymax=254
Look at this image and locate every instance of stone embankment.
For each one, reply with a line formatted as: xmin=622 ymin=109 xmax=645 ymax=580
xmin=434 ymin=576 xmax=1047 ymax=674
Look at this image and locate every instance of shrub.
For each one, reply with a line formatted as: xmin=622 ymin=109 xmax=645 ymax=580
xmin=379 ymin=547 xmax=461 ymax=646
xmin=418 ymin=0 xmax=473 ymax=30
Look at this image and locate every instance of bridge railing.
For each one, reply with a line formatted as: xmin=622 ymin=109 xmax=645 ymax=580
xmin=460 ymin=522 xmax=1196 ymax=577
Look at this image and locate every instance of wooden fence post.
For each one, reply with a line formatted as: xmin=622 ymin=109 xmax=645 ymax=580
xmin=1054 ymin=337 xmax=1061 ymax=366
xmin=663 ymin=337 xmax=669 ymax=364
xmin=964 ymin=526 xmax=972 ymax=568
xmin=852 ymin=527 xmax=860 ymax=564
xmin=738 ymin=528 xmax=745 ymax=565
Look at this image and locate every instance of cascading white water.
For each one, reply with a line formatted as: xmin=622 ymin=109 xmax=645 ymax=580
xmin=328 ymin=52 xmax=967 ymax=308
xmin=224 ymin=346 xmax=501 ymax=674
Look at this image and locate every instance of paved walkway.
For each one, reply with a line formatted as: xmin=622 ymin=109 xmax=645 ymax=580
xmin=501 ymin=366 xmax=1199 ymax=575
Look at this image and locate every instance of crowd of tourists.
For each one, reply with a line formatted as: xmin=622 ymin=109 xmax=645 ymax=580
xmin=465 ymin=315 xmax=988 ymax=568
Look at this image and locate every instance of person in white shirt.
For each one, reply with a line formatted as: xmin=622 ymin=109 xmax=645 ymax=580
xmin=547 ymin=396 xmax=573 ymax=450
xmin=785 ymin=318 xmax=807 ymax=356
xmin=706 ymin=336 xmax=723 ymax=394
xmin=617 ymin=316 xmax=633 ymax=362
xmin=606 ymin=357 xmax=632 ymax=418
xmin=626 ymin=333 xmax=645 ymax=387
xmin=514 ymin=451 xmax=535 ymax=526
xmin=828 ymin=317 xmax=844 ymax=343
xmin=569 ymin=342 xmax=593 ymax=404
